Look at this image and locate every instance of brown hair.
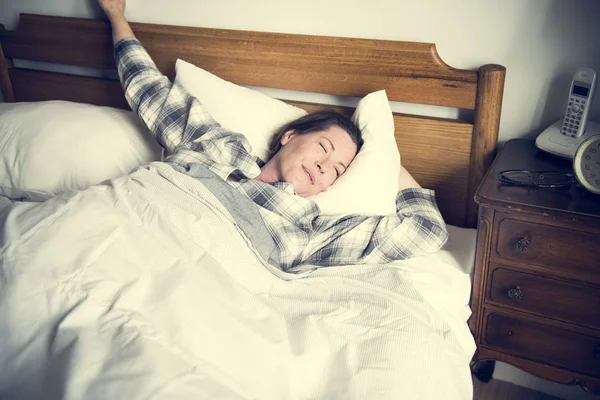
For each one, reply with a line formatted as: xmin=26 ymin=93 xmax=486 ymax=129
xmin=267 ymin=110 xmax=363 ymax=160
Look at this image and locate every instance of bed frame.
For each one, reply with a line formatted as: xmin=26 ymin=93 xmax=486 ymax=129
xmin=0 ymin=14 xmax=505 ymax=228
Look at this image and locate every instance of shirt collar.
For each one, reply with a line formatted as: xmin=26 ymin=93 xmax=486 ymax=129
xmin=270 ymin=181 xmax=296 ymax=195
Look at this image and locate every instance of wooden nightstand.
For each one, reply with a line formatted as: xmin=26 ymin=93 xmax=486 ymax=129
xmin=470 ymin=139 xmax=600 ymax=395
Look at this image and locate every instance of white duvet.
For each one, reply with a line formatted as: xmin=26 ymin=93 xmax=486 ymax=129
xmin=0 ymin=162 xmax=475 ymax=400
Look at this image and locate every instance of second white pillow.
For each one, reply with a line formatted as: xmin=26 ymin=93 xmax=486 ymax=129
xmin=0 ymin=101 xmax=162 ymax=199
xmin=308 ymin=90 xmax=400 ymax=215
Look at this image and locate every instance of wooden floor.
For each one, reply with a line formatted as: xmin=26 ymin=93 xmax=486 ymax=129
xmin=474 ymin=378 xmax=564 ymax=400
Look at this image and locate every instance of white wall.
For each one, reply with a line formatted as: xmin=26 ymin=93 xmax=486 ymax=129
xmin=2 ymin=0 xmax=600 ymax=143
xmin=1 ymin=1 xmax=600 ymax=398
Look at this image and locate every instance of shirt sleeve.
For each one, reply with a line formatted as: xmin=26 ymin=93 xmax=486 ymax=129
xmin=300 ymin=188 xmax=449 ymax=266
xmin=114 ymin=38 xmax=255 ymax=169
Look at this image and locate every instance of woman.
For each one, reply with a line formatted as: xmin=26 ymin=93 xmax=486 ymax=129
xmin=98 ymin=0 xmax=448 ymax=271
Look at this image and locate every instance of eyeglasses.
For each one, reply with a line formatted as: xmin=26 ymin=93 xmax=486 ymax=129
xmin=497 ymin=170 xmax=576 ymax=188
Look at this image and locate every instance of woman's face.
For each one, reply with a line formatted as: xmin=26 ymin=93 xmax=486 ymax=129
xmin=271 ymin=126 xmax=358 ymax=197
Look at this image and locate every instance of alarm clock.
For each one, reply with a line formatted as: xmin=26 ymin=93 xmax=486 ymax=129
xmin=573 ymin=134 xmax=600 ymax=194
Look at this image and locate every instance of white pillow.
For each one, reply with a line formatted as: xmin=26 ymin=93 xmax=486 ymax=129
xmin=175 ymin=60 xmax=400 ymax=215
xmin=0 ymin=101 xmax=162 ymax=199
xmin=175 ymin=59 xmax=308 ymax=161
xmin=308 ymin=90 xmax=399 ymax=215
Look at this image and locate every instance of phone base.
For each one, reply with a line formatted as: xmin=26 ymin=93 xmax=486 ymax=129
xmin=535 ymin=119 xmax=600 ymax=160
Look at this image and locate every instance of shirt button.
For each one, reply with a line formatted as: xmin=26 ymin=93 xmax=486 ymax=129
xmin=402 ymin=212 xmax=412 ymax=218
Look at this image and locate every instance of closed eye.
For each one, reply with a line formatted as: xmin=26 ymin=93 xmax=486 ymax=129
xmin=320 ymin=143 xmax=327 ymax=152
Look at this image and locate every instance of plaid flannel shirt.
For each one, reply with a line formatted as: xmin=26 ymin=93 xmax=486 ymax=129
xmin=115 ymin=38 xmax=449 ymax=271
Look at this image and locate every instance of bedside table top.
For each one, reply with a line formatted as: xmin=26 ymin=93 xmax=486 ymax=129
xmin=475 ymin=139 xmax=600 ymax=219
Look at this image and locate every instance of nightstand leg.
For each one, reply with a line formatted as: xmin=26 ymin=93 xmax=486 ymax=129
xmin=581 ymin=380 xmax=600 ymax=396
xmin=472 ymin=360 xmax=496 ymax=383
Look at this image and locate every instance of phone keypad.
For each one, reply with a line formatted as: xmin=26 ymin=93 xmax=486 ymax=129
xmin=561 ymin=95 xmax=588 ymax=137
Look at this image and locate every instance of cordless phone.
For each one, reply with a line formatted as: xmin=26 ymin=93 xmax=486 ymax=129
xmin=561 ymin=68 xmax=596 ymax=138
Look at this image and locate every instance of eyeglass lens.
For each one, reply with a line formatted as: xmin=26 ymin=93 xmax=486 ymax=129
xmin=500 ymin=171 xmax=574 ymax=186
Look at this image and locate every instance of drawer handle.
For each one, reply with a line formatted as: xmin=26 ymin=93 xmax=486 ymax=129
xmin=507 ymin=286 xmax=523 ymax=300
xmin=515 ymin=237 xmax=530 ymax=252
xmin=594 ymin=345 xmax=600 ymax=361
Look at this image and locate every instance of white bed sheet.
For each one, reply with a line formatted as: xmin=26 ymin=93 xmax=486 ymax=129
xmin=0 ymin=163 xmax=477 ymax=400
xmin=392 ymin=225 xmax=477 ymax=357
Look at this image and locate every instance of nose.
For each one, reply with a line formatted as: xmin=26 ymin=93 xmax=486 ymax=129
xmin=316 ymin=161 xmax=328 ymax=174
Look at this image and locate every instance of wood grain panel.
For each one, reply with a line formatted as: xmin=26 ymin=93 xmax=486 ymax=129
xmin=9 ymin=68 xmax=129 ymax=110
xmin=487 ymin=266 xmax=600 ymax=329
xmin=394 ymin=114 xmax=472 ymax=226
xmin=0 ymin=13 xmax=478 ymax=108
xmin=493 ymin=215 xmax=600 ymax=280
xmin=484 ymin=312 xmax=600 ymax=378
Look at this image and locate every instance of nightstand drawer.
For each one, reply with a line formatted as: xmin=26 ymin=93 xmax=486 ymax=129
xmin=495 ymin=216 xmax=600 ymax=278
xmin=484 ymin=312 xmax=600 ymax=378
xmin=488 ymin=267 xmax=600 ymax=329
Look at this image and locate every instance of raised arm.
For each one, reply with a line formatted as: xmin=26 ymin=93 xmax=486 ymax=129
xmin=99 ymin=0 xmax=182 ymax=152
xmin=97 ymin=0 xmax=259 ymax=180
xmin=98 ymin=0 xmax=222 ymax=155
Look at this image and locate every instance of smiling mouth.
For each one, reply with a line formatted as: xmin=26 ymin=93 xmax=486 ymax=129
xmin=302 ymin=166 xmax=314 ymax=185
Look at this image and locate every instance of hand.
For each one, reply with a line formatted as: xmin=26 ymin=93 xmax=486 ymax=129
xmin=98 ymin=0 xmax=126 ymax=20
xmin=99 ymin=0 xmax=134 ymax=43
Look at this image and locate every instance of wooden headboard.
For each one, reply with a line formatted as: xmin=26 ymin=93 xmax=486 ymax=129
xmin=0 ymin=14 xmax=505 ymax=228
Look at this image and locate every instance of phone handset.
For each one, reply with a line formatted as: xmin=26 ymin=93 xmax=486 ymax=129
xmin=561 ymin=68 xmax=596 ymax=138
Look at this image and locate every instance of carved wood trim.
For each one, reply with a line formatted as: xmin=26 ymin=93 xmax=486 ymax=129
xmin=469 ymin=206 xmax=494 ymax=339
